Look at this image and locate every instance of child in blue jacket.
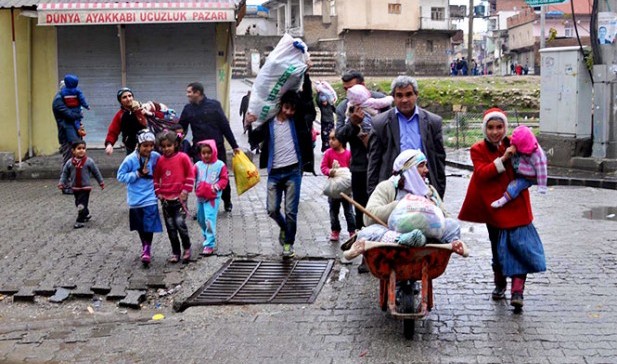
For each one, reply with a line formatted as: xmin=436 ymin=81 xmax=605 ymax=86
xmin=117 ymin=130 xmax=162 ymax=265
xmin=60 ymin=74 xmax=90 ymax=135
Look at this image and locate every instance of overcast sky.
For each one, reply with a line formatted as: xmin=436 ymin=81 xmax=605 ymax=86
xmin=245 ymin=0 xmax=487 ymax=32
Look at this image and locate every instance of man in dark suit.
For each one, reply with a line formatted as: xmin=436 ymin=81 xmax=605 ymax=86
xmin=367 ymin=76 xmax=446 ymax=198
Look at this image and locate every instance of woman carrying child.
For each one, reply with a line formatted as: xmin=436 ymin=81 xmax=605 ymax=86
xmin=117 ymin=130 xmax=162 ymax=266
xmin=194 ymin=140 xmax=229 ymax=256
xmin=153 ymin=131 xmax=195 ymax=264
xmin=458 ymin=108 xmax=546 ymax=311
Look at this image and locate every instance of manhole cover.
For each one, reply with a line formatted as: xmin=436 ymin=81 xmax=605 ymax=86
xmin=178 ymin=259 xmax=334 ymax=310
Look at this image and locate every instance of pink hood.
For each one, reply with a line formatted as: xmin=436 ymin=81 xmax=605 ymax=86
xmin=197 ymin=139 xmax=218 ymax=163
xmin=510 ymin=125 xmax=538 ymax=155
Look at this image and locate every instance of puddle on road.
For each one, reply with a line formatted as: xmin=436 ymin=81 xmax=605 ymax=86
xmin=582 ymin=207 xmax=617 ymax=221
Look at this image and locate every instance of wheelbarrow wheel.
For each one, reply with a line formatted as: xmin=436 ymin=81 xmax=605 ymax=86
xmin=403 ymin=319 xmax=415 ymax=339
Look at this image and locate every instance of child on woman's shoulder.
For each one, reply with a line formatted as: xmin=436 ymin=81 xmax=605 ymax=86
xmin=194 ymin=140 xmax=229 ymax=256
xmin=321 ymin=130 xmax=356 ymax=242
xmin=492 ymin=125 xmax=547 ymax=208
xmin=58 ymin=140 xmax=104 ymax=229
xmin=117 ymin=130 xmax=162 ymax=266
xmin=154 ymin=131 xmax=195 ymax=264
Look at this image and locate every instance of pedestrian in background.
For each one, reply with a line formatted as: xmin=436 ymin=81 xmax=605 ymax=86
xmin=58 ymin=140 xmax=104 ymax=229
xmin=59 ymin=74 xmax=90 ymax=137
xmin=458 ymin=108 xmax=546 ymax=311
xmin=193 ymin=140 xmax=229 ymax=256
xmin=52 ymin=79 xmax=84 ymax=194
xmin=179 ymin=82 xmax=240 ymax=213
xmin=321 ymin=130 xmax=356 ymax=242
xmin=240 ymin=90 xmax=251 ymax=134
xmin=153 ymin=131 xmax=195 ymax=264
xmin=316 ymin=91 xmax=336 ymax=153
xmin=117 ymin=130 xmax=162 ymax=266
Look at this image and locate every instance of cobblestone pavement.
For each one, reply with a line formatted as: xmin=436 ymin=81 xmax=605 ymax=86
xmin=1 ymin=80 xmax=616 ymax=362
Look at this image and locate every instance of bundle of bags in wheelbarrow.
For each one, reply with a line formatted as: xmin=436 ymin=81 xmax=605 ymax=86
xmin=355 ymin=194 xmax=446 ymax=249
xmin=248 ymin=33 xmax=310 ymax=129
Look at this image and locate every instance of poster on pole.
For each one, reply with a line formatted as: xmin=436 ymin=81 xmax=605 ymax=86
xmin=597 ymin=12 xmax=617 ymax=45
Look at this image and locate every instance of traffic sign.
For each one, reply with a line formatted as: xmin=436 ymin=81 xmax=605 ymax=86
xmin=525 ymin=0 xmax=567 ymax=5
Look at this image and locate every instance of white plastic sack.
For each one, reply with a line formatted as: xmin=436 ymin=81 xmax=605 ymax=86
xmin=248 ymin=34 xmax=309 ymax=129
xmin=388 ymin=194 xmax=446 ymax=239
xmin=315 ymin=80 xmax=337 ymax=104
xmin=322 ymin=167 xmax=352 ymax=199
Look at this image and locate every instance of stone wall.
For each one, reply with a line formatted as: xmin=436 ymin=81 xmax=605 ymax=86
xmin=303 ymin=15 xmax=339 ymax=48
xmin=341 ymin=30 xmax=450 ymax=76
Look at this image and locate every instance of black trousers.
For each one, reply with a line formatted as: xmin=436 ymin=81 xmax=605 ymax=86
xmin=73 ymin=190 xmax=90 ymax=222
xmin=161 ymin=199 xmax=191 ymax=256
xmin=351 ymin=170 xmax=368 ymax=229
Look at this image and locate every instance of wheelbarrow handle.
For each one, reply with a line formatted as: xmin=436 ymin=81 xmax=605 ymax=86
xmin=339 ymin=192 xmax=388 ymax=227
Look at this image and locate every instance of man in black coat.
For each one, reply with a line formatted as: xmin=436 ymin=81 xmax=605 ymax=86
xmin=179 ymin=82 xmax=240 ymax=212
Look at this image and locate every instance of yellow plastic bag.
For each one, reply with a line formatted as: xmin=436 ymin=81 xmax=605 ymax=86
xmin=232 ymin=150 xmax=260 ymax=196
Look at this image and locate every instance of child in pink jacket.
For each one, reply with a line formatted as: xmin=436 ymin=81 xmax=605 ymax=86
xmin=492 ymin=125 xmax=547 ymax=208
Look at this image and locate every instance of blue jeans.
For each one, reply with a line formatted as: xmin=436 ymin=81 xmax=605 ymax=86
xmin=506 ymin=177 xmax=535 ymax=200
xmin=267 ymin=164 xmax=302 ymax=245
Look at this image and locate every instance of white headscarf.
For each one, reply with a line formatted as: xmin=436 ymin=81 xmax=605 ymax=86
xmin=391 ymin=149 xmax=429 ymax=197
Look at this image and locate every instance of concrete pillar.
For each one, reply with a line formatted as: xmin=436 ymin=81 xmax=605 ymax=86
xmin=285 ymin=0 xmax=292 ymax=33
xmin=299 ymin=0 xmax=304 ymax=36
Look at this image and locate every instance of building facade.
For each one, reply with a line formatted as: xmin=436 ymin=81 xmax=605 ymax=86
xmin=1 ymin=0 xmax=242 ymax=160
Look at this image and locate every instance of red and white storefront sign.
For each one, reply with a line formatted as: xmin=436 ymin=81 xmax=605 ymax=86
xmin=38 ymin=1 xmax=236 ymax=25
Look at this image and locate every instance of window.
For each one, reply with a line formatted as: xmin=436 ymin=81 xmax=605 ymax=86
xmin=388 ymin=3 xmax=401 ymax=14
xmin=565 ymin=27 xmax=573 ymax=37
xmin=431 ymin=7 xmax=445 ymax=21
xmin=426 ymin=40 xmax=434 ymax=52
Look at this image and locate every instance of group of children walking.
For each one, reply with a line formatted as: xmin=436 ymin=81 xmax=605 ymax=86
xmin=59 ymin=128 xmax=228 ymax=266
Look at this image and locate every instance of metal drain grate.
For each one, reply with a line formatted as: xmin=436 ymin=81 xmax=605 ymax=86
xmin=179 ymin=259 xmax=334 ymax=310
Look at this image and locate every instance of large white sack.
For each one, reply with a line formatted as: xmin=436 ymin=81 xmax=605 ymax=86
xmin=388 ymin=194 xmax=446 ymax=239
xmin=248 ymin=34 xmax=309 ymax=128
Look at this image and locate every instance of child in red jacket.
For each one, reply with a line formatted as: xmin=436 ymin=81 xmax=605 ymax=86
xmin=154 ymin=131 xmax=195 ymax=263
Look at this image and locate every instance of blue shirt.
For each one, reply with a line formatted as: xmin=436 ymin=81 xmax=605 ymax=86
xmin=396 ymin=107 xmax=423 ymax=152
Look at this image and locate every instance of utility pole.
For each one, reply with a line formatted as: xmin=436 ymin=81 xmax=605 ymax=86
xmin=540 ymin=5 xmax=545 ymax=49
xmin=467 ymin=0 xmax=474 ymax=65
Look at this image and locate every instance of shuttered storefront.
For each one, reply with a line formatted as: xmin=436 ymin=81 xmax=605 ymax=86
xmin=57 ymin=23 xmax=217 ymax=145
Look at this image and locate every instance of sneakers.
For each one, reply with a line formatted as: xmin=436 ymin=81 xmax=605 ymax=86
xmin=168 ymin=255 xmax=180 ymax=264
xmin=182 ymin=248 xmax=192 ymax=263
xmin=201 ymin=247 xmax=214 ymax=256
xmin=329 ymin=231 xmax=340 ymax=242
xmin=510 ymin=292 xmax=524 ymax=310
xmin=278 ymin=229 xmax=286 ymax=246
xmin=224 ymin=202 xmax=233 ymax=212
xmin=348 ymin=230 xmax=357 ymax=238
xmin=282 ymin=244 xmax=295 ymax=259
xmin=73 ymin=222 xmax=85 ymax=229
xmin=492 ymin=286 xmax=506 ymax=300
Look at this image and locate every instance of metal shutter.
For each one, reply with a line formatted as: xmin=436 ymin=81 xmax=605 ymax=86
xmin=58 ymin=25 xmax=121 ymax=146
xmin=125 ymin=23 xmax=217 ymax=120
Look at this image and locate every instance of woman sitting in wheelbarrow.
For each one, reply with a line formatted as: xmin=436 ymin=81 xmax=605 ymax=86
xmin=344 ymin=149 xmax=467 ymax=259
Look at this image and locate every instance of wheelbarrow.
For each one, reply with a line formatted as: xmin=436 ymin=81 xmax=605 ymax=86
xmin=340 ymin=193 xmax=469 ymax=339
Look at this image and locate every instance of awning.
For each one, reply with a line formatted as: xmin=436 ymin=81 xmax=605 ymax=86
xmin=37 ymin=0 xmax=242 ymax=26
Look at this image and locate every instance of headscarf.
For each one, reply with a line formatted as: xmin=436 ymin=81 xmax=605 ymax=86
xmin=117 ymin=87 xmax=133 ymax=102
xmin=197 ymin=139 xmax=218 ymax=163
xmin=136 ymin=129 xmax=155 ymax=145
xmin=391 ymin=149 xmax=429 ymax=197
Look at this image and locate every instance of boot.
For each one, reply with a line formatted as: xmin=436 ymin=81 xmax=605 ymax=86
xmin=141 ymin=244 xmax=151 ymax=264
xmin=510 ymin=275 xmax=526 ymax=310
xmin=492 ymin=266 xmax=507 ymax=300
